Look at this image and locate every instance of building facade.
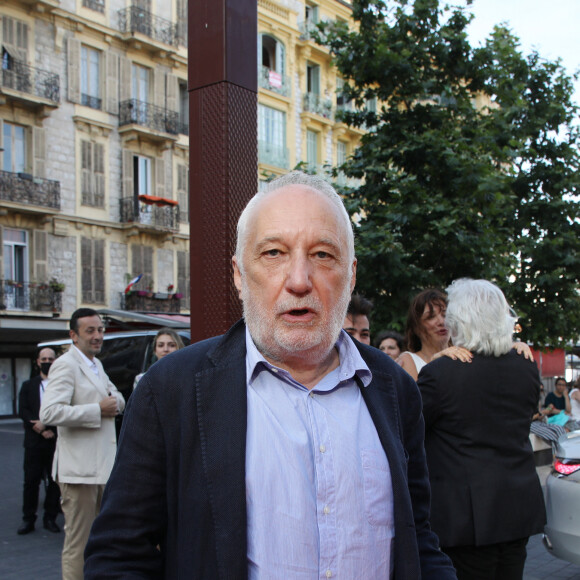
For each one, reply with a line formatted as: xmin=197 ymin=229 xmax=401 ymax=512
xmin=0 ymin=0 xmax=361 ymax=416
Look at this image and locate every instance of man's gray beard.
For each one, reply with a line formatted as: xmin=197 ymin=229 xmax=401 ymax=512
xmin=241 ymin=281 xmax=352 ymax=364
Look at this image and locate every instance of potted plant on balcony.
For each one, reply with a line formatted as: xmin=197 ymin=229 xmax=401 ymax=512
xmin=49 ymin=278 xmax=65 ymax=292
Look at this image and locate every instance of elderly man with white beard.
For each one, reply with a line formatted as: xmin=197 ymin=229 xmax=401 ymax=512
xmin=84 ymin=171 xmax=456 ymax=580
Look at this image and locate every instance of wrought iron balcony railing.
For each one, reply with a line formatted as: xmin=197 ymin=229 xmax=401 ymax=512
xmin=177 ymin=120 xmax=189 ymax=136
xmin=120 ymin=197 xmax=180 ymax=231
xmin=0 ymin=280 xmax=63 ymax=313
xmin=0 ymin=59 xmax=60 ymax=103
xmin=118 ymin=6 xmax=179 ymax=47
xmin=258 ymin=140 xmax=289 ymax=169
xmin=0 ymin=170 xmax=60 ymax=210
xmin=121 ymin=291 xmax=181 ymax=313
xmin=259 ymin=66 xmax=290 ymax=97
xmin=119 ymin=99 xmax=179 ymax=135
xmin=82 ymin=0 xmax=105 ymax=13
xmin=303 ymin=92 xmax=333 ymax=119
xmin=81 ymin=93 xmax=102 ymax=110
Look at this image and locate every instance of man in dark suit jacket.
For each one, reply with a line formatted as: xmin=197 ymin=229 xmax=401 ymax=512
xmin=17 ymin=347 xmax=61 ymax=535
xmin=85 ymin=172 xmax=456 ymax=579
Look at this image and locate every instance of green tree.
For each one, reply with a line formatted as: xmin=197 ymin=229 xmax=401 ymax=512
xmin=320 ymin=0 xmax=580 ymax=347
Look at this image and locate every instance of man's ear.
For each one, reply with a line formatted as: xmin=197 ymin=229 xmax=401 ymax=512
xmin=350 ymin=258 xmax=357 ymax=294
xmin=232 ymin=256 xmax=243 ymax=299
xmin=69 ymin=329 xmax=77 ymax=343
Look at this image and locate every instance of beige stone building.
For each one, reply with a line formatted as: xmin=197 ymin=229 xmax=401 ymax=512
xmin=0 ymin=0 xmax=361 ymax=415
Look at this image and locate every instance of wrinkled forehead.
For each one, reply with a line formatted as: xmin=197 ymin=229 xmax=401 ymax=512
xmin=248 ymin=185 xmax=349 ymax=245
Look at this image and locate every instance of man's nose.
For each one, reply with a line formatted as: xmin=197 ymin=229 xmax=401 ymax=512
xmin=284 ymin=254 xmax=312 ymax=294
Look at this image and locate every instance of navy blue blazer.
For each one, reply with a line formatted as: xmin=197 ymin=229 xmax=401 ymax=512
xmin=19 ymin=375 xmax=57 ymax=449
xmin=85 ymin=320 xmax=455 ymax=579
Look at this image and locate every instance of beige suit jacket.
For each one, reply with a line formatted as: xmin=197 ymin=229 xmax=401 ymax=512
xmin=40 ymin=346 xmax=125 ymax=484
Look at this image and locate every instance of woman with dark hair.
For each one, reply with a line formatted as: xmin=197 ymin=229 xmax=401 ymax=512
xmin=396 ymin=288 xmax=471 ymax=380
xmin=418 ymin=279 xmax=545 ymax=579
xmin=374 ymin=330 xmax=405 ymax=359
xmin=133 ymin=328 xmax=185 ymax=389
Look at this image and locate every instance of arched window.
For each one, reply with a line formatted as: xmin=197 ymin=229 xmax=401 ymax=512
xmin=258 ymin=34 xmax=288 ymax=96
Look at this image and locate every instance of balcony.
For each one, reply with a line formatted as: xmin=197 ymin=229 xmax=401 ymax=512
xmin=120 ymin=196 xmax=180 ymax=233
xmin=118 ymin=6 xmax=179 ymax=48
xmin=0 ymin=170 xmax=60 ymax=212
xmin=119 ymin=99 xmax=179 ymax=143
xmin=259 ymin=66 xmax=290 ymax=97
xmin=0 ymin=280 xmax=63 ymax=313
xmin=81 ymin=93 xmax=102 ymax=110
xmin=0 ymin=60 xmax=60 ymax=109
xmin=258 ymin=140 xmax=289 ymax=169
xmin=121 ymin=291 xmax=181 ymax=313
xmin=303 ymin=93 xmax=333 ymax=119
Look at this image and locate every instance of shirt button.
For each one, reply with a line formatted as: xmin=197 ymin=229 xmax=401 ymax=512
xmin=323 ymin=505 xmax=330 ymax=515
xmin=326 ymin=570 xmax=332 ymax=578
xmin=319 ymin=444 xmax=326 ymax=453
xmin=309 ymin=392 xmax=315 ymax=398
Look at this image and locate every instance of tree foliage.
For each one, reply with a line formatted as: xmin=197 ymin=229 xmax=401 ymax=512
xmin=320 ymin=0 xmax=580 ymax=348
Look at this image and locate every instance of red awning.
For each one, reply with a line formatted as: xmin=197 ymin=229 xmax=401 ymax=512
xmin=138 ymin=194 xmax=178 ymax=207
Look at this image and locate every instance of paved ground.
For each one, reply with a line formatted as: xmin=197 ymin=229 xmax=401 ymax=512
xmin=1 ymin=417 xmax=580 ymax=579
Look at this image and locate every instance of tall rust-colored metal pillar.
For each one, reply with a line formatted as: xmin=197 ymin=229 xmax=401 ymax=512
xmin=188 ymin=0 xmax=257 ymax=342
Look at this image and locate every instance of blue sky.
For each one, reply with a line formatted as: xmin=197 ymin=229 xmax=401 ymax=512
xmin=467 ymin=0 xmax=580 ymax=103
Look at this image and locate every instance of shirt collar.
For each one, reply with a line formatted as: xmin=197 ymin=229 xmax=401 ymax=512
xmin=72 ymin=345 xmax=97 ymax=369
xmin=245 ymin=326 xmax=372 ymax=388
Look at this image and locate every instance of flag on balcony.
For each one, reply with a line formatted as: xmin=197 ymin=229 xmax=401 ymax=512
xmin=125 ymin=274 xmax=143 ymax=294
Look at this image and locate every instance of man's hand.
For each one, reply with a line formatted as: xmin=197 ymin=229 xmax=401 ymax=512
xmin=31 ymin=420 xmax=46 ymax=434
xmin=41 ymin=429 xmax=55 ymax=439
xmin=99 ymin=396 xmax=119 ymax=418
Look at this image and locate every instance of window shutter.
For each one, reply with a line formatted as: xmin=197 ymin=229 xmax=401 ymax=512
xmin=33 ymin=230 xmax=48 ymax=282
xmin=105 ymin=52 xmax=119 ymax=114
xmin=131 ymin=244 xmax=142 ymax=283
xmin=0 ymin=225 xmax=3 ymax=278
xmin=177 ymin=250 xmax=190 ymax=306
xmin=119 ymin=56 xmax=131 ymax=102
xmin=257 ymin=33 xmax=262 ymax=68
xmin=122 ymin=149 xmax=134 ymax=198
xmin=94 ymin=143 xmax=105 ymax=207
xmin=67 ymin=37 xmax=81 ymax=103
xmin=81 ymin=140 xmax=92 ymax=205
xmin=0 ymin=120 xmax=4 ymax=166
xmin=166 ymin=73 xmax=178 ymax=113
xmin=15 ymin=20 xmax=28 ymax=62
xmin=276 ymin=40 xmax=285 ymax=76
xmin=144 ymin=246 xmax=153 ymax=290
xmin=94 ymin=239 xmax=105 ymax=303
xmin=153 ymin=68 xmax=164 ymax=108
xmin=155 ymin=156 xmax=165 ymax=197
xmin=177 ymin=164 xmax=189 ymax=223
xmin=32 ymin=126 xmax=46 ymax=178
xmin=81 ymin=237 xmax=93 ymax=302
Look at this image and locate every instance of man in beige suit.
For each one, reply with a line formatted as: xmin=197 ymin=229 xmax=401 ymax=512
xmin=40 ymin=308 xmax=125 ymax=580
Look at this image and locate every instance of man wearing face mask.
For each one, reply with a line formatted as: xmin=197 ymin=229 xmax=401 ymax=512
xmin=17 ymin=347 xmax=61 ymax=535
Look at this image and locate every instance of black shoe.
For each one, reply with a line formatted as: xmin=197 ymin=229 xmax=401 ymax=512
xmin=43 ymin=518 xmax=60 ymax=533
xmin=17 ymin=521 xmax=35 ymax=535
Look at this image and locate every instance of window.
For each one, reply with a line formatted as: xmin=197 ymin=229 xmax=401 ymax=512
xmin=131 ymin=244 xmax=153 ymax=291
xmin=81 ymin=46 xmax=101 ymax=109
xmin=81 ymin=141 xmax=105 ymax=207
xmin=259 ymin=34 xmax=287 ymax=95
xmin=305 ymin=3 xmax=319 ymax=25
xmin=3 ymin=228 xmax=28 ymax=310
xmin=2 ymin=122 xmax=27 ymax=174
xmin=2 ymin=17 xmax=28 ymax=63
xmin=134 ymin=155 xmax=152 ymax=196
xmin=337 ymin=141 xmax=347 ymax=166
xmin=258 ymin=104 xmax=287 ymax=168
xmin=132 ymin=63 xmax=150 ymax=102
xmin=306 ymin=130 xmax=318 ymax=169
xmin=336 ymin=77 xmax=353 ymax=111
xmin=81 ymin=238 xmax=105 ymax=304
xmin=306 ymin=63 xmax=320 ymax=96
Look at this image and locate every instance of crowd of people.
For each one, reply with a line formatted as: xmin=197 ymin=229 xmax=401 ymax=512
xmin=15 ymin=171 xmax=576 ymax=580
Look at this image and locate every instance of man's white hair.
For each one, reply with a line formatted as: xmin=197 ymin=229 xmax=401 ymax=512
xmin=445 ymin=278 xmax=517 ymax=357
xmin=235 ymin=171 xmax=355 ymax=273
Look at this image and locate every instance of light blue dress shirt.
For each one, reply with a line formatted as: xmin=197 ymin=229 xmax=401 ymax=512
xmin=245 ymin=328 xmax=395 ymax=579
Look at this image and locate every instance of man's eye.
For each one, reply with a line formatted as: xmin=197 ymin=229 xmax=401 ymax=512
xmin=265 ymin=249 xmax=280 ymax=257
xmin=315 ymin=251 xmax=330 ymax=259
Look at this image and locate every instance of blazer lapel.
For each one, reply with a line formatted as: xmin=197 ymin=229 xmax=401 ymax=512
xmin=196 ymin=324 xmax=248 ymax=580
xmin=70 ymin=347 xmax=109 ymax=398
